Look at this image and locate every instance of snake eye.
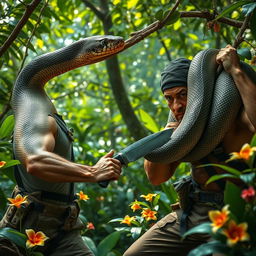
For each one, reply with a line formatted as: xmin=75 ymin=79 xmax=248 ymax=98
xmin=101 ymin=38 xmax=108 ymax=47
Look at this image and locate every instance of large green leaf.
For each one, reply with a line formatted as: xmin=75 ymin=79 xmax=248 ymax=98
xmin=187 ymin=240 xmax=230 ymax=256
xmin=82 ymin=236 xmax=98 ymax=256
xmin=0 ymin=115 xmax=14 ymax=139
xmin=97 ymin=231 xmax=121 ymax=256
xmin=237 ymin=48 xmax=252 ymax=60
xmin=215 ymin=1 xmax=252 ymax=21
xmin=136 ymin=109 xmax=159 ymax=133
xmin=206 ymin=173 xmax=238 ymax=185
xmin=1 ymin=160 xmax=20 ymax=170
xmin=198 ymin=163 xmax=241 ymax=176
xmin=250 ymin=133 xmax=256 ymax=146
xmin=0 ymin=227 xmax=26 ymax=248
xmin=183 ymin=222 xmax=212 ymax=239
xmin=242 ymin=2 xmax=256 ymax=16
xmin=224 ymin=181 xmax=246 ymax=221
xmin=164 ymin=11 xmax=180 ymax=25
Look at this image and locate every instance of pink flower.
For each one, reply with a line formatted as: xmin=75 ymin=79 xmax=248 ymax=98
xmin=241 ymin=186 xmax=255 ymax=202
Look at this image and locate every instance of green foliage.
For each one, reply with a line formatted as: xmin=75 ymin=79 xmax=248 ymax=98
xmin=0 ymin=0 xmax=255 ymax=255
xmin=185 ymin=140 xmax=256 ymax=256
xmin=0 ymin=227 xmax=26 ymax=249
xmin=183 ymin=222 xmax=212 ymax=238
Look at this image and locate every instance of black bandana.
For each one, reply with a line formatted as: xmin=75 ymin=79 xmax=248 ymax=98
xmin=160 ymin=58 xmax=191 ymax=93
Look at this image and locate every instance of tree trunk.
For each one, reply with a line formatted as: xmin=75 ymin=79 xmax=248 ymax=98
xmin=83 ymin=0 xmax=148 ymax=140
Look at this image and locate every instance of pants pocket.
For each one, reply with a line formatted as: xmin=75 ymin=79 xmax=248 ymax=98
xmin=157 ymin=211 xmax=177 ymax=229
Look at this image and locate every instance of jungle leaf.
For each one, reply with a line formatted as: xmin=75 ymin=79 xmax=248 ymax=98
xmin=187 ymin=240 xmax=230 ymax=256
xmin=0 ymin=115 xmax=14 ymax=139
xmin=224 ymin=181 xmax=246 ymax=221
xmin=183 ymin=222 xmax=212 ymax=239
xmin=97 ymin=231 xmax=121 ymax=256
xmin=0 ymin=227 xmax=26 ymax=248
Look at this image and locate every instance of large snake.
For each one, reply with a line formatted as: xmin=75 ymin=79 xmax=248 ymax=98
xmin=12 ymin=37 xmax=256 ymax=169
xmin=145 ymin=49 xmax=256 ymax=164
xmin=12 ymin=35 xmax=124 ymax=165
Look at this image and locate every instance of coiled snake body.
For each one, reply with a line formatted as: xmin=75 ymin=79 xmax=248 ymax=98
xmin=145 ymin=49 xmax=256 ymax=163
xmin=12 ymin=35 xmax=124 ymax=164
xmin=12 ymin=35 xmax=256 ymax=167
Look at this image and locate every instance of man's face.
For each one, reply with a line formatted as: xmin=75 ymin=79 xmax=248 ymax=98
xmin=163 ymin=86 xmax=187 ymax=122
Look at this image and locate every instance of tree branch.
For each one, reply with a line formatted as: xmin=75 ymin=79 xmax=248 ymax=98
xmin=122 ymin=3 xmax=244 ymax=52
xmin=0 ymin=0 xmax=42 ymax=58
xmin=81 ymin=0 xmax=105 ymax=20
xmin=233 ymin=12 xmax=252 ymax=48
xmin=18 ymin=0 xmax=49 ymax=74
xmin=180 ymin=11 xmax=243 ymax=28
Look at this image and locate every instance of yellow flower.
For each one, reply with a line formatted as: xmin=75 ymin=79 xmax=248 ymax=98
xmin=209 ymin=205 xmax=230 ymax=232
xmin=0 ymin=161 xmax=6 ymax=168
xmin=7 ymin=194 xmax=28 ymax=208
xmin=25 ymin=229 xmax=49 ymax=248
xmin=222 ymin=220 xmax=250 ymax=247
xmin=120 ymin=215 xmax=136 ymax=226
xmin=141 ymin=208 xmax=157 ymax=221
xmin=140 ymin=193 xmax=157 ymax=202
xmin=227 ymin=143 xmax=256 ymax=162
xmin=130 ymin=200 xmax=141 ymax=212
xmin=76 ymin=191 xmax=89 ymax=201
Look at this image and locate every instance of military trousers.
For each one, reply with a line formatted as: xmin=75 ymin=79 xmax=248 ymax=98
xmin=123 ymin=202 xmax=222 ymax=256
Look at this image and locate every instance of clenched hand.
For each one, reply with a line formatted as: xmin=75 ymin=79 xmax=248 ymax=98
xmin=92 ymin=150 xmax=122 ymax=182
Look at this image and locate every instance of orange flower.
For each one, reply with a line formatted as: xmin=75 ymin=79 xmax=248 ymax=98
xmin=209 ymin=205 xmax=230 ymax=232
xmin=140 ymin=193 xmax=157 ymax=202
xmin=7 ymin=194 xmax=28 ymax=208
xmin=130 ymin=200 xmax=142 ymax=212
xmin=25 ymin=229 xmax=49 ymax=248
xmin=0 ymin=161 xmax=6 ymax=168
xmin=120 ymin=215 xmax=136 ymax=226
xmin=227 ymin=143 xmax=256 ymax=162
xmin=141 ymin=208 xmax=157 ymax=221
xmin=86 ymin=222 xmax=95 ymax=230
xmin=222 ymin=220 xmax=250 ymax=246
xmin=76 ymin=191 xmax=89 ymax=201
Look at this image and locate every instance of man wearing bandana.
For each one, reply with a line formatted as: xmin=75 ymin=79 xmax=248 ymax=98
xmin=124 ymin=45 xmax=256 ymax=256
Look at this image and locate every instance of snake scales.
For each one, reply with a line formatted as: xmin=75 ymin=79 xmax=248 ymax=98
xmin=145 ymin=49 xmax=256 ymax=164
xmin=11 ymin=35 xmax=124 ymax=164
xmin=11 ymin=36 xmax=256 ymax=167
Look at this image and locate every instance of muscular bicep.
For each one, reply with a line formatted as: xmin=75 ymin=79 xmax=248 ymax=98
xmin=14 ymin=103 xmax=57 ymax=166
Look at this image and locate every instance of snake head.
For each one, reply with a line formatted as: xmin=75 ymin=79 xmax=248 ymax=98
xmin=80 ymin=35 xmax=125 ymax=62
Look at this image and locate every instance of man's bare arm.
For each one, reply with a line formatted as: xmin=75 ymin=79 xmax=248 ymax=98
xmin=144 ymin=159 xmax=178 ymax=185
xmin=216 ymin=45 xmax=256 ymax=131
xmin=25 ymin=116 xmax=122 ymax=183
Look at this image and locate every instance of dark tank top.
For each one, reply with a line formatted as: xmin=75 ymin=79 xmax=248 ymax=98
xmin=14 ymin=113 xmax=75 ymax=203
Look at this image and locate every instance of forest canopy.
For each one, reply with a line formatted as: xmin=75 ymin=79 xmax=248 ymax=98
xmin=0 ymin=0 xmax=256 ymax=255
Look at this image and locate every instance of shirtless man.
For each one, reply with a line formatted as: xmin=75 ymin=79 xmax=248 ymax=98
xmin=124 ymin=45 xmax=256 ymax=256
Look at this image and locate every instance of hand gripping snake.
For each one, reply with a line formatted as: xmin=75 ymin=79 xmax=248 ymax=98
xmin=11 ymin=35 xmax=124 ymax=164
xmin=11 ymin=36 xmax=256 ymax=167
xmin=145 ymin=49 xmax=256 ymax=164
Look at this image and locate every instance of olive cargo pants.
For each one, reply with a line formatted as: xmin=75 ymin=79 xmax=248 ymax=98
xmin=123 ymin=202 xmax=217 ymax=256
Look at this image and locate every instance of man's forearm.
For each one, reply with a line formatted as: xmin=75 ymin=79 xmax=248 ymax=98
xmin=26 ymin=151 xmax=96 ymax=183
xmin=231 ymin=68 xmax=256 ymax=130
